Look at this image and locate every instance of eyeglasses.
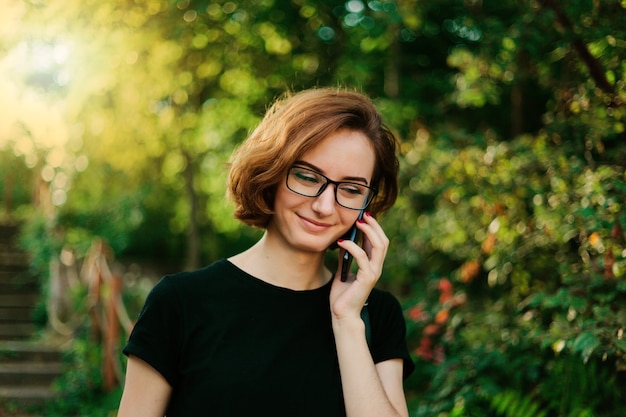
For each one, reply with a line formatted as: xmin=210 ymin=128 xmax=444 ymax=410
xmin=286 ymin=165 xmax=377 ymax=210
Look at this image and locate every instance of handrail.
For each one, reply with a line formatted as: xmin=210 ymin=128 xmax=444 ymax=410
xmin=47 ymin=238 xmax=135 ymax=392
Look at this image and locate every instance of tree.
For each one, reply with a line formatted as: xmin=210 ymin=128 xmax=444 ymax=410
xmin=382 ymin=1 xmax=626 ymax=415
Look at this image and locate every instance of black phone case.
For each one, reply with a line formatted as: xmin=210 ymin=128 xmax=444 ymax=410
xmin=340 ymin=210 xmax=364 ymax=281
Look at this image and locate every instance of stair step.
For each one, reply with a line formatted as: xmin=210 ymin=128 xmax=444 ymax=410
xmin=0 ymin=363 xmax=64 ymax=386
xmin=0 ymin=253 xmax=30 ymax=268
xmin=0 ymin=283 xmax=39 ymax=295
xmin=0 ymin=294 xmax=40 ymax=307
xmin=0 ymin=238 xmax=22 ymax=248
xmin=0 ymin=341 xmax=65 ymax=363
xmin=0 ymin=264 xmax=30 ymax=276
xmin=0 ymin=223 xmax=19 ymax=234
xmin=0 ymin=271 xmax=39 ymax=298
xmin=0 ymin=234 xmax=19 ymax=247
xmin=0 ymin=307 xmax=36 ymax=323
xmin=0 ymin=385 xmax=55 ymax=407
xmin=0 ymin=271 xmax=37 ymax=284
xmin=0 ymin=324 xmax=36 ymax=340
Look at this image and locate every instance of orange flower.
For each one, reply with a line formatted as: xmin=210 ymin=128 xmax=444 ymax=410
xmin=481 ymin=233 xmax=497 ymax=255
xmin=434 ymin=309 xmax=449 ymax=324
xmin=460 ymin=259 xmax=481 ymax=283
xmin=423 ymin=323 xmax=440 ymax=336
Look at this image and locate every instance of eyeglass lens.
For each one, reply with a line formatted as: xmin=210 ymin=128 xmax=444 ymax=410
xmin=287 ymin=166 xmax=373 ymax=210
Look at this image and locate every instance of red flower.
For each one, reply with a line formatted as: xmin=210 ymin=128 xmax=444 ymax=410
xmin=408 ymin=304 xmax=428 ymax=322
xmin=415 ymin=337 xmax=433 ymax=361
xmin=439 ymin=278 xmax=453 ymax=303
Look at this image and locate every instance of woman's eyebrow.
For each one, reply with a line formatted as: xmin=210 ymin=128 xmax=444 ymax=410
xmin=294 ymin=160 xmax=369 ymax=184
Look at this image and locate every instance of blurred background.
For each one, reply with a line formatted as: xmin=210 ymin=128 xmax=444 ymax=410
xmin=0 ymin=0 xmax=625 ymax=416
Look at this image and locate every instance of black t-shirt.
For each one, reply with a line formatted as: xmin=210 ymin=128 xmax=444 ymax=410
xmin=123 ymin=259 xmax=414 ymax=416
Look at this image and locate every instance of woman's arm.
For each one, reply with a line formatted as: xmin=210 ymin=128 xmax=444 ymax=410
xmin=332 ymin=213 xmax=409 ymax=417
xmin=333 ymin=317 xmax=409 ymax=417
xmin=117 ymin=355 xmax=172 ymax=417
xmin=376 ymin=359 xmax=410 ymax=416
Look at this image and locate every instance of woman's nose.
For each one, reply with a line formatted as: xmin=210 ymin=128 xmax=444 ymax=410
xmin=311 ymin=184 xmax=336 ymax=215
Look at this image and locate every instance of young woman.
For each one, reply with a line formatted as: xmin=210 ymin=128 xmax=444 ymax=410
xmin=117 ymin=87 xmax=415 ymax=417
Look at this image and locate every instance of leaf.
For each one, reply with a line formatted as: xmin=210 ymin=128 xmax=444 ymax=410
xmin=572 ymin=332 xmax=601 ymax=359
xmin=614 ymin=339 xmax=626 ymax=353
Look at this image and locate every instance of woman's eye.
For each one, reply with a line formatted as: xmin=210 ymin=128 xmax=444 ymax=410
xmin=295 ymin=172 xmax=321 ymax=183
xmin=339 ymin=184 xmax=365 ymax=195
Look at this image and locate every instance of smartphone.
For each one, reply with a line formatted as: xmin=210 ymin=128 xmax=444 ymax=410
xmin=340 ymin=209 xmax=365 ymax=282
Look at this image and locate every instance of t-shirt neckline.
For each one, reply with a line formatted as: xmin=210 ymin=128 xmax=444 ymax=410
xmin=221 ymin=258 xmax=333 ymax=295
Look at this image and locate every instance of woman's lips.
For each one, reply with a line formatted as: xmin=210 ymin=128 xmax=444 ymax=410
xmin=298 ymin=215 xmax=333 ymax=232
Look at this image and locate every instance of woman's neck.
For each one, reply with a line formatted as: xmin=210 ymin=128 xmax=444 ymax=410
xmin=228 ymin=233 xmax=332 ymax=290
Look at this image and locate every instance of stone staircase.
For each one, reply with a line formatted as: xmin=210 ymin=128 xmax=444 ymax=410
xmin=0 ymin=223 xmax=65 ymax=414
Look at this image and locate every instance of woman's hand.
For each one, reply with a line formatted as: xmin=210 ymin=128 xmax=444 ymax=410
xmin=330 ymin=212 xmax=390 ymax=321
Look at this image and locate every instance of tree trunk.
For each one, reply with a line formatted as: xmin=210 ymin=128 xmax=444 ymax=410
xmin=183 ymin=150 xmax=200 ymax=270
xmin=2 ymin=171 xmax=14 ymax=222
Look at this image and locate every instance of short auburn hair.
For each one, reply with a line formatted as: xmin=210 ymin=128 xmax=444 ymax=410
xmin=227 ymin=87 xmax=399 ymax=229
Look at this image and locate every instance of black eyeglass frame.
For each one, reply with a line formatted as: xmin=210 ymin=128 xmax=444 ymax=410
xmin=285 ymin=165 xmax=378 ymax=211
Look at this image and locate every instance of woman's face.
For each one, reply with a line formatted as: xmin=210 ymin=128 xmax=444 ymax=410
xmin=268 ymin=128 xmax=377 ymax=254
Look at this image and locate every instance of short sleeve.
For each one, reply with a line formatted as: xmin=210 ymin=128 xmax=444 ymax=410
xmin=368 ymin=290 xmax=415 ymax=379
xmin=123 ymin=276 xmax=183 ymax=386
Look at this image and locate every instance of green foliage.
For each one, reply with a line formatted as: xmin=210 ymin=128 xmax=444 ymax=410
xmin=0 ymin=149 xmax=33 ymax=220
xmin=398 ymin=131 xmax=625 ymax=415
xmin=490 ymin=391 xmax=548 ymax=417
xmin=44 ymin=338 xmax=122 ymax=417
xmin=540 ymin=355 xmax=623 ymax=417
xmin=16 ymin=210 xmax=60 ymax=274
xmin=58 ymin=187 xmax=149 ymax=256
